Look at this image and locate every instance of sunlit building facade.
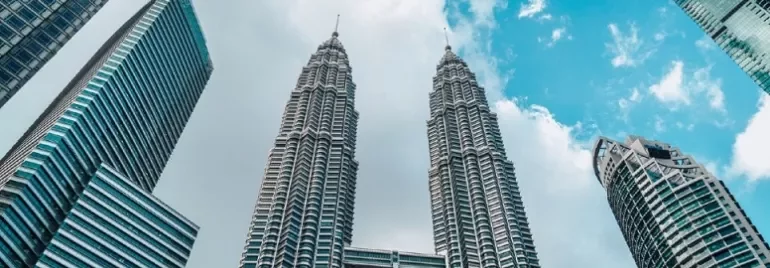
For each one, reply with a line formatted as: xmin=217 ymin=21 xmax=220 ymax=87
xmin=593 ymin=135 xmax=770 ymax=267
xmin=342 ymin=247 xmax=446 ymax=268
xmin=0 ymin=0 xmax=211 ymax=266
xmin=675 ymin=0 xmax=770 ymax=94
xmin=0 ymin=0 xmax=109 ymax=108
xmin=36 ymin=164 xmax=198 ymax=268
xmin=239 ymin=30 xmax=359 ymax=268
xmin=426 ymin=44 xmax=540 ymax=268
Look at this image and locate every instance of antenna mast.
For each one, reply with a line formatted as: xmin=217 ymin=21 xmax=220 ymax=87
xmin=333 ymin=14 xmax=340 ymax=37
xmin=444 ymin=27 xmax=451 ymax=50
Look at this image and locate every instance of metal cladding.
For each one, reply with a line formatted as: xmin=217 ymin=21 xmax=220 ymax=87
xmin=593 ymin=136 xmax=770 ymax=267
xmin=0 ymin=0 xmax=211 ymax=266
xmin=674 ymin=0 xmax=770 ymax=94
xmin=342 ymin=247 xmax=447 ymax=268
xmin=426 ymin=47 xmax=540 ymax=268
xmin=240 ymin=32 xmax=359 ymax=268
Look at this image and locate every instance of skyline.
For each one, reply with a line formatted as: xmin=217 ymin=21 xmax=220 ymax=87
xmin=1 ymin=0 xmax=770 ymax=267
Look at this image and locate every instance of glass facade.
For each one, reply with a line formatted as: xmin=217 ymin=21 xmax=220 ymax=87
xmin=36 ymin=164 xmax=198 ymax=268
xmin=675 ymin=0 xmax=770 ymax=94
xmin=240 ymin=31 xmax=359 ymax=268
xmin=0 ymin=0 xmax=109 ymax=108
xmin=426 ymin=45 xmax=540 ymax=268
xmin=0 ymin=0 xmax=211 ymax=266
xmin=593 ymin=136 xmax=770 ymax=268
xmin=342 ymin=247 xmax=447 ymax=268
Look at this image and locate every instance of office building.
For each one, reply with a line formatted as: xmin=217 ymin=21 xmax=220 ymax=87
xmin=0 ymin=0 xmax=109 ymax=108
xmin=593 ymin=135 xmax=770 ymax=267
xmin=35 ymin=164 xmax=198 ymax=268
xmin=239 ymin=28 xmax=359 ymax=268
xmin=675 ymin=0 xmax=770 ymax=94
xmin=0 ymin=0 xmax=211 ymax=266
xmin=342 ymin=247 xmax=446 ymax=268
xmin=426 ymin=44 xmax=540 ymax=267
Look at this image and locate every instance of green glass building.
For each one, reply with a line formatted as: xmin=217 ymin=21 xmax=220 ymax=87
xmin=0 ymin=0 xmax=110 ymax=108
xmin=36 ymin=164 xmax=198 ymax=268
xmin=0 ymin=0 xmax=211 ymax=266
xmin=675 ymin=0 xmax=770 ymax=94
xmin=593 ymin=135 xmax=770 ymax=267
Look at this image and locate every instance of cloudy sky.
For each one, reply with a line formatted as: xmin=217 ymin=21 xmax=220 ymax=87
xmin=1 ymin=0 xmax=769 ymax=267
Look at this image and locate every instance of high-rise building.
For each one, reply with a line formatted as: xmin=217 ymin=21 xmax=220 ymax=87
xmin=342 ymin=247 xmax=446 ymax=268
xmin=0 ymin=0 xmax=110 ymax=108
xmin=593 ymin=135 xmax=770 ymax=268
xmin=426 ymin=44 xmax=540 ymax=268
xmin=674 ymin=0 xmax=770 ymax=94
xmin=0 ymin=0 xmax=211 ymax=266
xmin=36 ymin=164 xmax=199 ymax=268
xmin=239 ymin=29 xmax=359 ymax=268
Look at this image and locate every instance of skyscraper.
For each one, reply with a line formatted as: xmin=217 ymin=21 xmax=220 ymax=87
xmin=0 ymin=0 xmax=109 ymax=108
xmin=36 ymin=164 xmax=199 ymax=268
xmin=426 ymin=44 xmax=540 ymax=268
xmin=593 ymin=135 xmax=770 ymax=268
xmin=675 ymin=0 xmax=770 ymax=94
xmin=240 ymin=28 xmax=359 ymax=268
xmin=0 ymin=0 xmax=212 ymax=266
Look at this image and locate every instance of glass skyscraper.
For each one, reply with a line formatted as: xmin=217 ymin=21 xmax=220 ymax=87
xmin=36 ymin=164 xmax=198 ymax=268
xmin=593 ymin=135 xmax=770 ymax=268
xmin=0 ymin=0 xmax=109 ymax=108
xmin=240 ymin=30 xmax=359 ymax=268
xmin=426 ymin=45 xmax=540 ymax=268
xmin=0 ymin=0 xmax=211 ymax=266
xmin=675 ymin=0 xmax=770 ymax=94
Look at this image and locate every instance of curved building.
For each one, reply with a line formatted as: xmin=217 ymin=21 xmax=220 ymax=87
xmin=426 ymin=44 xmax=540 ymax=268
xmin=593 ymin=135 xmax=770 ymax=268
xmin=239 ymin=30 xmax=359 ymax=268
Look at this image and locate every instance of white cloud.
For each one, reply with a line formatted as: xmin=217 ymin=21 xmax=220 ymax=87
xmin=537 ymin=13 xmax=553 ymax=22
xmin=606 ymin=23 xmax=654 ymax=68
xmin=544 ymin=27 xmax=570 ymax=47
xmin=467 ymin=0 xmax=507 ymax=27
xmin=518 ymin=0 xmax=547 ymax=18
xmin=695 ymin=35 xmax=715 ymax=50
xmin=691 ymin=66 xmax=725 ymax=111
xmin=654 ymin=32 xmax=666 ymax=41
xmin=650 ymin=61 xmax=688 ymax=105
xmin=648 ymin=61 xmax=725 ymax=111
xmin=494 ymin=99 xmax=634 ymax=268
xmin=730 ymin=94 xmax=770 ymax=181
xmin=654 ymin=116 xmax=666 ymax=133
xmin=617 ymin=87 xmax=641 ymax=121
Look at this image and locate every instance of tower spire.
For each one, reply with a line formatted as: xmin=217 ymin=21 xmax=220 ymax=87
xmin=333 ymin=14 xmax=340 ymax=37
xmin=444 ymin=27 xmax=451 ymax=51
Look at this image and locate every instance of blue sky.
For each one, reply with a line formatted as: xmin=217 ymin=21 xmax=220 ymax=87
xmin=2 ymin=0 xmax=770 ymax=267
xmin=463 ymin=0 xmax=770 ymax=241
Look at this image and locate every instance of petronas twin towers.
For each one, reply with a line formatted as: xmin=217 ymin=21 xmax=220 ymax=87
xmin=239 ymin=29 xmax=540 ymax=268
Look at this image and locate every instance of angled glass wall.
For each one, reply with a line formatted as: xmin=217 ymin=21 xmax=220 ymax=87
xmin=0 ymin=0 xmax=109 ymax=108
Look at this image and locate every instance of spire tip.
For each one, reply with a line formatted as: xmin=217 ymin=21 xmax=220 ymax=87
xmin=444 ymin=27 xmax=451 ymax=51
xmin=333 ymin=14 xmax=340 ymax=37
